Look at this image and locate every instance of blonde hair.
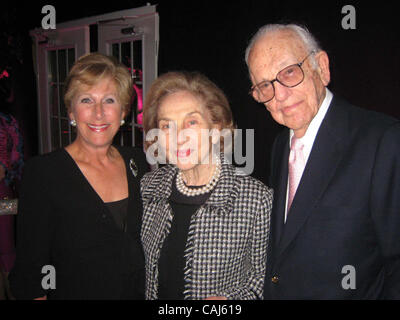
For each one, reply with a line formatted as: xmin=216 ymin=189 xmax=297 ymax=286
xmin=143 ymin=71 xmax=236 ymax=151
xmin=64 ymin=52 xmax=132 ymax=114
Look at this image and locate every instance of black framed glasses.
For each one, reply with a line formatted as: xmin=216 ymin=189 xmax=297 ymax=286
xmin=249 ymin=51 xmax=316 ymax=103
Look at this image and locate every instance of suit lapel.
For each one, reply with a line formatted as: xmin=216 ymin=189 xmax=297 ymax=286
xmin=276 ymin=97 xmax=350 ymax=258
xmin=270 ymin=131 xmax=290 ymax=253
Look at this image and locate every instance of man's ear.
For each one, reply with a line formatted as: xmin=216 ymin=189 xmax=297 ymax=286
xmin=316 ymin=50 xmax=330 ymax=86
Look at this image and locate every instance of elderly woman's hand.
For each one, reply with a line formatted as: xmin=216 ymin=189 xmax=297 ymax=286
xmin=204 ymin=296 xmax=227 ymax=300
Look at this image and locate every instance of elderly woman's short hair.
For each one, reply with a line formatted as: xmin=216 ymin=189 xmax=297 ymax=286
xmin=64 ymin=52 xmax=133 ymax=114
xmin=143 ymin=71 xmax=236 ymax=151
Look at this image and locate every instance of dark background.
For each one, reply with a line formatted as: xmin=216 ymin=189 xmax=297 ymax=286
xmin=1 ymin=0 xmax=399 ymax=184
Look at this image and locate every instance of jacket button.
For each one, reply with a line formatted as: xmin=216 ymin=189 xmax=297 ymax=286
xmin=271 ymin=276 xmax=279 ymax=283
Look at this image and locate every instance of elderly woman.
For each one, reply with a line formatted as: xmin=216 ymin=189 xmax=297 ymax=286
xmin=141 ymin=71 xmax=272 ymax=300
xmin=9 ymin=53 xmax=147 ymax=299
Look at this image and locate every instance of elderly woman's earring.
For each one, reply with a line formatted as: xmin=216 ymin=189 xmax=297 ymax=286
xmin=211 ymin=128 xmax=220 ymax=145
xmin=120 ymin=119 xmax=125 ymax=126
xmin=70 ymin=119 xmax=77 ymax=127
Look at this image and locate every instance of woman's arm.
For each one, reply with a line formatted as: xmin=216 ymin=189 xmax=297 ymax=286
xmin=8 ymin=158 xmax=53 ymax=300
xmin=218 ymin=188 xmax=272 ymax=300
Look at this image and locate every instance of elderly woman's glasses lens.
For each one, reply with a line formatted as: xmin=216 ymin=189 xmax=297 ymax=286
xmin=249 ymin=51 xmax=316 ymax=103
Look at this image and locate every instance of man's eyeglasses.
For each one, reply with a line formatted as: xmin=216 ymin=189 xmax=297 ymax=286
xmin=249 ymin=51 xmax=316 ymax=103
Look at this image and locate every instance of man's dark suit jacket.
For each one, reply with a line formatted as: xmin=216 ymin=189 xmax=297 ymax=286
xmin=264 ymin=95 xmax=400 ymax=299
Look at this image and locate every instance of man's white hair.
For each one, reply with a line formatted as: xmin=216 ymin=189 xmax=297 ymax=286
xmin=245 ymin=23 xmax=322 ymax=69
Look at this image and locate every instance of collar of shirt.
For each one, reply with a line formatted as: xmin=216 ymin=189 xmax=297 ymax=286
xmin=289 ymin=88 xmax=333 ymax=164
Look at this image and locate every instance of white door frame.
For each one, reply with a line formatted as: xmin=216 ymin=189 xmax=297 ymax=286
xmin=30 ymin=5 xmax=158 ymax=154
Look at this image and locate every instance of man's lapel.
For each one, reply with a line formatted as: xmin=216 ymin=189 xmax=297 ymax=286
xmin=275 ymin=97 xmax=350 ymax=258
xmin=270 ymin=131 xmax=290 ymax=253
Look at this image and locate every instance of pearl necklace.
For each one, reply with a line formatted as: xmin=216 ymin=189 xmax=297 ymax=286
xmin=176 ymin=156 xmax=221 ymax=197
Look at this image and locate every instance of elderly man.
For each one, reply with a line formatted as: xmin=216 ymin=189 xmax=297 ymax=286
xmin=246 ymin=23 xmax=400 ymax=299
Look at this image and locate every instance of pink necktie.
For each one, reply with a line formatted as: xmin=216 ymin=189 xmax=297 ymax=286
xmin=287 ymin=135 xmax=305 ymax=212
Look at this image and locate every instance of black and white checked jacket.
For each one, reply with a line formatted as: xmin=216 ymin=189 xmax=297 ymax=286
xmin=140 ymin=155 xmax=273 ymax=300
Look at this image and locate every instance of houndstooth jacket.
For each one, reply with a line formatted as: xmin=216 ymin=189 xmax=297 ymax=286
xmin=140 ymin=154 xmax=273 ymax=300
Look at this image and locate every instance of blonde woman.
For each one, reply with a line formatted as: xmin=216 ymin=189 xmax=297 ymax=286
xmin=10 ymin=53 xmax=147 ymax=299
